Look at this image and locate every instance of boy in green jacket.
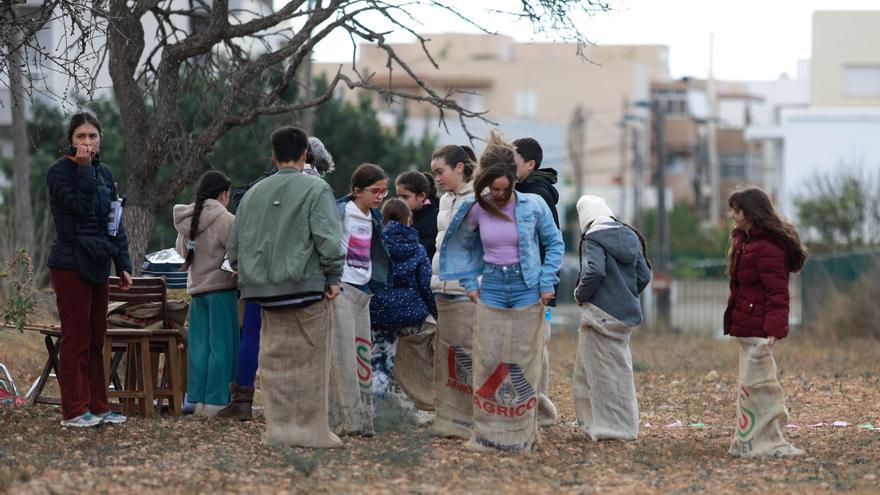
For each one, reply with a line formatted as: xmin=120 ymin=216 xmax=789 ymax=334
xmin=228 ymin=126 xmax=345 ymax=448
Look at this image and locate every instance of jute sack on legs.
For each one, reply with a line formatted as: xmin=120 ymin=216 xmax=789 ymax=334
xmin=259 ymin=300 xmax=342 ymax=448
xmin=537 ymin=318 xmax=557 ymax=426
xmin=466 ymin=301 xmax=545 ymax=453
xmin=329 ymin=284 xmax=374 ymax=436
xmin=395 ymin=315 xmax=436 ymax=411
xmin=572 ymin=303 xmax=639 ymax=441
xmin=433 ymin=298 xmax=476 ymax=438
xmin=729 ymin=337 xmax=804 ymax=458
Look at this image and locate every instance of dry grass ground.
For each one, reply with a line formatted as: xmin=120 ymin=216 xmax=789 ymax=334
xmin=1 ymin=326 xmax=879 ymax=494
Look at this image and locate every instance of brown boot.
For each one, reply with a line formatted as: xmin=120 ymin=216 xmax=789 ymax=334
xmin=216 ymin=383 xmax=254 ymax=421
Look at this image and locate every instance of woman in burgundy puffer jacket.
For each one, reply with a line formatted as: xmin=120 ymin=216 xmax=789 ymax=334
xmin=724 ymin=186 xmax=808 ymax=458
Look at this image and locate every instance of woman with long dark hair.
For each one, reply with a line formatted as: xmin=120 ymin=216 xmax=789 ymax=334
xmin=173 ymin=170 xmax=238 ymax=416
xmin=724 ymin=186 xmax=807 ymax=458
xmin=47 ymin=111 xmax=133 ymax=427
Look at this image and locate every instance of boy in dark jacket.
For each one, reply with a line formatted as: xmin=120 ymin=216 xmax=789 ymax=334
xmin=369 ymin=199 xmax=437 ymax=406
xmin=513 ymin=137 xmax=560 ymax=228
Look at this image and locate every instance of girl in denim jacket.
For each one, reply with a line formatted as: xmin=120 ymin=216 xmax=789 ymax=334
xmin=439 ymin=132 xmax=563 ymax=310
xmin=439 ymin=133 xmax=563 ymax=452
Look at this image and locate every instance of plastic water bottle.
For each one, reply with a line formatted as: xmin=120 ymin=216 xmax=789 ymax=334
xmin=545 ymin=307 xmax=552 ymax=321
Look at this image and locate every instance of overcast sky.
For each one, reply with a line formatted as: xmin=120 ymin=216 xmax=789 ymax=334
xmin=307 ymin=0 xmax=875 ymax=81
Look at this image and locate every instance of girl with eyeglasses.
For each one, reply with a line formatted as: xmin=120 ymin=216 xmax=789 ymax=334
xmin=329 ymin=163 xmax=392 ymax=436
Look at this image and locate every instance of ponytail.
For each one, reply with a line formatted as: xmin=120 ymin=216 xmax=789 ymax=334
xmin=621 ymin=221 xmax=652 ymax=270
xmin=422 ymin=172 xmax=438 ymax=201
xmin=180 ymin=170 xmax=231 ymax=272
xmin=431 ymin=144 xmax=477 ymax=182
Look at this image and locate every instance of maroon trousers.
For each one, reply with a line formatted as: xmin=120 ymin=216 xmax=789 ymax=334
xmin=51 ymin=268 xmax=110 ymax=419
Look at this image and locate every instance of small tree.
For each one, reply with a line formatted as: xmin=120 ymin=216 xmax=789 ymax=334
xmin=794 ymin=165 xmax=880 ymax=253
xmin=1 ymin=1 xmax=606 ymax=270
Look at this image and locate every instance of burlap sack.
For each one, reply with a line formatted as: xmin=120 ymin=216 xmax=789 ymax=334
xmin=573 ymin=303 xmax=639 ymax=441
xmin=259 ymin=300 xmax=342 ymax=448
xmin=466 ymin=301 xmax=545 ymax=453
xmin=395 ymin=315 xmax=436 ymax=411
xmin=537 ymin=318 xmax=557 ymax=426
xmin=433 ymin=297 xmax=476 ymax=438
xmin=729 ymin=337 xmax=804 ymax=458
xmin=329 ymin=284 xmax=374 ymax=436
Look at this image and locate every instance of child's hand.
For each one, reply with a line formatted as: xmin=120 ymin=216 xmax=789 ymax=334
xmin=326 ymin=284 xmax=341 ymax=300
xmin=467 ymin=290 xmax=479 ymax=304
xmin=767 ymin=336 xmax=777 ymax=346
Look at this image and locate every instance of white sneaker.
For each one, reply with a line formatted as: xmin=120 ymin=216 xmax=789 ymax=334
xmin=197 ymin=404 xmax=224 ymax=417
xmin=97 ymin=411 xmax=128 ymax=424
xmin=191 ymin=402 xmax=205 ymax=416
xmin=60 ymin=411 xmax=103 ymax=428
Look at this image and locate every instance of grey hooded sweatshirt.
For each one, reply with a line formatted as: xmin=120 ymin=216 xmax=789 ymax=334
xmin=574 ymin=222 xmax=652 ymax=326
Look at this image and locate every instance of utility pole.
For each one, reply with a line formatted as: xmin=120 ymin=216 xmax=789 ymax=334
xmin=652 ymin=99 xmax=672 ymax=333
xmin=568 ymin=105 xmax=590 ymax=249
xmin=568 ymin=105 xmax=590 ymax=202
xmin=631 ymin=125 xmax=645 ymax=231
xmin=6 ymin=5 xmax=34 ymax=254
xmin=618 ymin=96 xmax=629 ymax=220
xmin=707 ymin=33 xmax=721 ymax=227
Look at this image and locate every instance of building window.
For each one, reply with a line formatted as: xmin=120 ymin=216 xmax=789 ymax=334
xmin=515 ymin=91 xmax=537 ymax=118
xmin=720 ymin=153 xmax=747 ymax=179
xmin=843 ymin=65 xmax=880 ymax=97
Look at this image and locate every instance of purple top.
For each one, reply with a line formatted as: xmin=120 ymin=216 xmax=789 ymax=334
xmin=466 ymin=199 xmax=520 ymax=265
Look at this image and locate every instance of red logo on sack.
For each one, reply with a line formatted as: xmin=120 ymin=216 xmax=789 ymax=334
xmin=473 ymin=363 xmax=537 ymax=418
xmin=445 ymin=346 xmax=473 ymax=394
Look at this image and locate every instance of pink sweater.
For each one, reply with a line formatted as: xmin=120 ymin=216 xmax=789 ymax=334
xmin=466 ymin=199 xmax=520 ymax=265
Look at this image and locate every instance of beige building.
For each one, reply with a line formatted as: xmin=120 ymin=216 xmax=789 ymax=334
xmin=811 ymin=11 xmax=880 ymax=107
xmin=315 ymin=34 xmax=670 ymax=210
xmin=649 ymin=78 xmax=766 ymax=223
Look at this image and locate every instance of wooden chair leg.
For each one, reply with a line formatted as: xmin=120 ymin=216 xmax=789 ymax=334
xmin=139 ymin=337 xmax=154 ymax=418
xmin=167 ymin=337 xmax=183 ymax=416
xmin=150 ymin=349 xmax=162 ymax=413
xmin=103 ymin=336 xmax=112 ymax=389
xmin=124 ymin=343 xmax=136 ymax=416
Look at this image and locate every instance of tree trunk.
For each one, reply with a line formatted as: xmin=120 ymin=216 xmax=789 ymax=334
xmin=123 ymin=203 xmax=155 ymax=275
xmin=8 ymin=29 xmax=33 ymax=255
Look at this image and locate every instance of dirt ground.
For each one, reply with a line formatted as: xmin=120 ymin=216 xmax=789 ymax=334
xmin=1 ymin=326 xmax=879 ymax=494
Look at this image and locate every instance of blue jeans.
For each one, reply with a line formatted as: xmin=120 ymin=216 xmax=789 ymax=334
xmin=479 ymin=263 xmax=540 ymax=309
xmin=234 ymin=300 xmax=262 ymax=387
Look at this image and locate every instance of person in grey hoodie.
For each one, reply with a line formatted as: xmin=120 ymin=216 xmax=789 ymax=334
xmin=572 ymin=195 xmax=651 ymax=441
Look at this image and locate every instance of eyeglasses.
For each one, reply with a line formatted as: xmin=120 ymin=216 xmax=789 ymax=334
xmin=364 ymin=187 xmax=388 ymax=197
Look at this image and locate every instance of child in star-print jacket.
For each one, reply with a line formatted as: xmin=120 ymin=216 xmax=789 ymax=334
xmin=369 ymin=198 xmax=438 ymax=406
